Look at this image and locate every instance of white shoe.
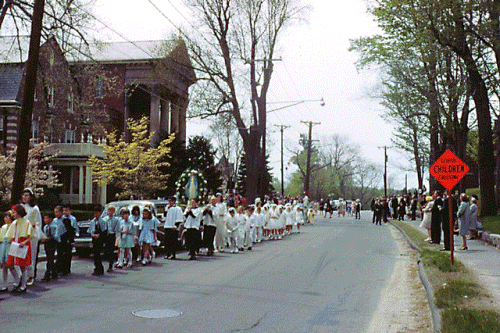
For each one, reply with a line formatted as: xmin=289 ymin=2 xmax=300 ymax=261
xmin=127 ymin=262 xmax=133 ymax=268
xmin=136 ymin=257 xmax=141 ymax=262
xmin=152 ymin=251 xmax=156 ymax=259
xmin=141 ymin=259 xmax=147 ymax=266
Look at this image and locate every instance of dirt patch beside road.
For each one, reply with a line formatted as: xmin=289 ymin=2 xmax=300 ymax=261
xmin=367 ymin=225 xmax=433 ymax=332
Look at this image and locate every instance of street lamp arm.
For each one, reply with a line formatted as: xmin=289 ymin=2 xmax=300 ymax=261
xmin=266 ymin=98 xmax=325 ymax=113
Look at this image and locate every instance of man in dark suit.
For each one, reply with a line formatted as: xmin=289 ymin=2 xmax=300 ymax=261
xmin=431 ymin=191 xmax=444 ymax=244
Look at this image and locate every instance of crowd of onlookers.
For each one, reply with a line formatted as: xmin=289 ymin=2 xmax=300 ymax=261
xmin=370 ymin=191 xmax=481 ymax=250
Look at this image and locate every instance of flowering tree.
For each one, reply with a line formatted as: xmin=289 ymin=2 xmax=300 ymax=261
xmin=0 ymin=143 xmax=61 ymax=203
xmin=88 ymin=116 xmax=174 ymax=200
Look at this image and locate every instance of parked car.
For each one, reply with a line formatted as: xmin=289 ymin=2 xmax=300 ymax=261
xmin=73 ymin=200 xmax=165 ymax=256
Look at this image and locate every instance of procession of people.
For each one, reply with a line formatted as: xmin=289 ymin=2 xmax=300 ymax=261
xmin=0 ymin=190 xmax=322 ymax=293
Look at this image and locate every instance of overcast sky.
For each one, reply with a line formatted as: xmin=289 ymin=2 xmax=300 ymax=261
xmin=93 ymin=0 xmax=419 ymax=191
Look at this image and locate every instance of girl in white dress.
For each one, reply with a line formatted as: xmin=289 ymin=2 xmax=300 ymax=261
xmin=225 ymin=208 xmax=239 ymax=253
xmin=21 ymin=188 xmax=42 ymax=285
xmin=419 ymin=196 xmax=434 ymax=241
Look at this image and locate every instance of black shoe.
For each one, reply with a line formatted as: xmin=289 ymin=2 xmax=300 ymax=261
xmin=189 ymin=256 xmax=196 ymax=260
xmin=107 ymin=267 xmax=113 ymax=273
xmin=439 ymin=248 xmax=449 ymax=251
xmin=41 ymin=276 xmax=51 ymax=282
xmin=92 ymin=271 xmax=104 ymax=276
xmin=247 ymin=247 xmax=252 ymax=251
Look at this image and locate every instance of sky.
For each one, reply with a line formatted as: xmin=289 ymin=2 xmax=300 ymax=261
xmin=93 ymin=0 xmax=420 ymax=191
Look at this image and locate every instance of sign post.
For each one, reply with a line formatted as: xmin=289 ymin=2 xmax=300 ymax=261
xmin=429 ymin=149 xmax=469 ymax=265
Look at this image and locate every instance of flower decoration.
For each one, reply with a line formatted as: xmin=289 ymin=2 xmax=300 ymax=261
xmin=176 ymin=169 xmax=207 ymax=205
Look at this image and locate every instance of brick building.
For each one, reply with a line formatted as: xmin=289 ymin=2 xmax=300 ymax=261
xmin=0 ymin=36 xmax=195 ymax=204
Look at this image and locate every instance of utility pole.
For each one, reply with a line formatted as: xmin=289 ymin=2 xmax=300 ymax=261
xmin=383 ymin=146 xmax=388 ymax=198
xmin=275 ymin=124 xmax=290 ymax=197
xmin=10 ymin=0 xmax=46 ymax=205
xmin=301 ymin=121 xmax=321 ymax=197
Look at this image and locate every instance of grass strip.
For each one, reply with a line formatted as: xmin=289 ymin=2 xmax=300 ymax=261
xmin=441 ymin=308 xmax=500 ymax=333
xmin=392 ymin=220 xmax=500 ymax=332
xmin=435 ymin=279 xmax=480 ymax=308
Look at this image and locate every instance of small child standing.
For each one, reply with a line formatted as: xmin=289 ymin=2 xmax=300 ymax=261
xmin=41 ymin=213 xmax=58 ymax=282
xmin=1 ymin=211 xmax=19 ymax=292
xmin=116 ymin=208 xmax=136 ymax=268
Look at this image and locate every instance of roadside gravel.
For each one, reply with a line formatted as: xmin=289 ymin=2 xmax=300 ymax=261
xmin=367 ymin=225 xmax=433 ymax=332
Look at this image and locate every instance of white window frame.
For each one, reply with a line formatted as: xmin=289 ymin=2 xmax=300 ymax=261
xmin=96 ymin=77 xmax=104 ymax=98
xmin=67 ymin=89 xmax=74 ymax=113
xmin=47 ymin=86 xmax=54 ymax=107
xmin=65 ymin=129 xmax=75 ymax=143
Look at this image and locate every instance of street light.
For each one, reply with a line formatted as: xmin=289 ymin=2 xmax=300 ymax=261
xmin=266 ymin=98 xmax=325 ymax=113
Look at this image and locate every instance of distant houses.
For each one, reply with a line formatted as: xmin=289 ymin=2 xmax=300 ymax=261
xmin=0 ymin=36 xmax=196 ymax=205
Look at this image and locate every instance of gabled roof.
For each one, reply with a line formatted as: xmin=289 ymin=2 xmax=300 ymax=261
xmin=70 ymin=39 xmax=180 ymax=63
xmin=0 ymin=63 xmax=24 ymax=103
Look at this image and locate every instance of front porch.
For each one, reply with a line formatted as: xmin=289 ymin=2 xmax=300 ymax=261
xmin=45 ymin=142 xmax=106 ymax=205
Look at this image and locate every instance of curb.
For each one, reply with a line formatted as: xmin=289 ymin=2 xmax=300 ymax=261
xmin=390 ymin=221 xmax=441 ymax=333
xmin=479 ymin=231 xmax=500 ymax=248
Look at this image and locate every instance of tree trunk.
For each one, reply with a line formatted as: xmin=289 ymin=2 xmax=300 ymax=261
xmin=467 ymin=67 xmax=497 ymax=216
xmin=412 ymin=126 xmax=424 ymax=191
xmin=242 ymin=127 xmax=261 ymax=204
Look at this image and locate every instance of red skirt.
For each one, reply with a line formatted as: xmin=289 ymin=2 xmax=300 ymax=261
xmin=6 ymin=236 xmax=32 ymax=267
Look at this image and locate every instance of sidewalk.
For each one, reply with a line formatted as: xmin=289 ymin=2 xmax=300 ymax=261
xmin=401 ymin=218 xmax=500 ymax=306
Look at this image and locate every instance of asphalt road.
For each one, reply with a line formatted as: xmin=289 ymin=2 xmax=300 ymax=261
xmin=0 ymin=211 xmax=399 ymax=333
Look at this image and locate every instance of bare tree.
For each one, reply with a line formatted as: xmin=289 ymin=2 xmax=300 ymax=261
xmin=0 ymin=0 xmax=97 ymax=58
xmin=184 ymin=0 xmax=309 ymax=202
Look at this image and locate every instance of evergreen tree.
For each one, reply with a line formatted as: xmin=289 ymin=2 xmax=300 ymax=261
xmin=237 ymin=154 xmax=274 ymax=198
xmin=237 ymin=155 xmax=247 ymax=195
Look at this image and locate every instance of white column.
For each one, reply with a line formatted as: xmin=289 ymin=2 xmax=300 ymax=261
xmin=150 ymin=94 xmax=161 ymax=136
xmin=160 ymin=100 xmax=170 ymax=134
xmin=85 ymin=166 xmax=92 ymax=204
xmin=79 ymin=165 xmax=84 ymax=204
xmin=101 ymin=180 xmax=107 ymax=206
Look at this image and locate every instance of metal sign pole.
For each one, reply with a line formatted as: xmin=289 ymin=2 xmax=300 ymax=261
xmin=448 ymin=190 xmax=454 ymax=265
